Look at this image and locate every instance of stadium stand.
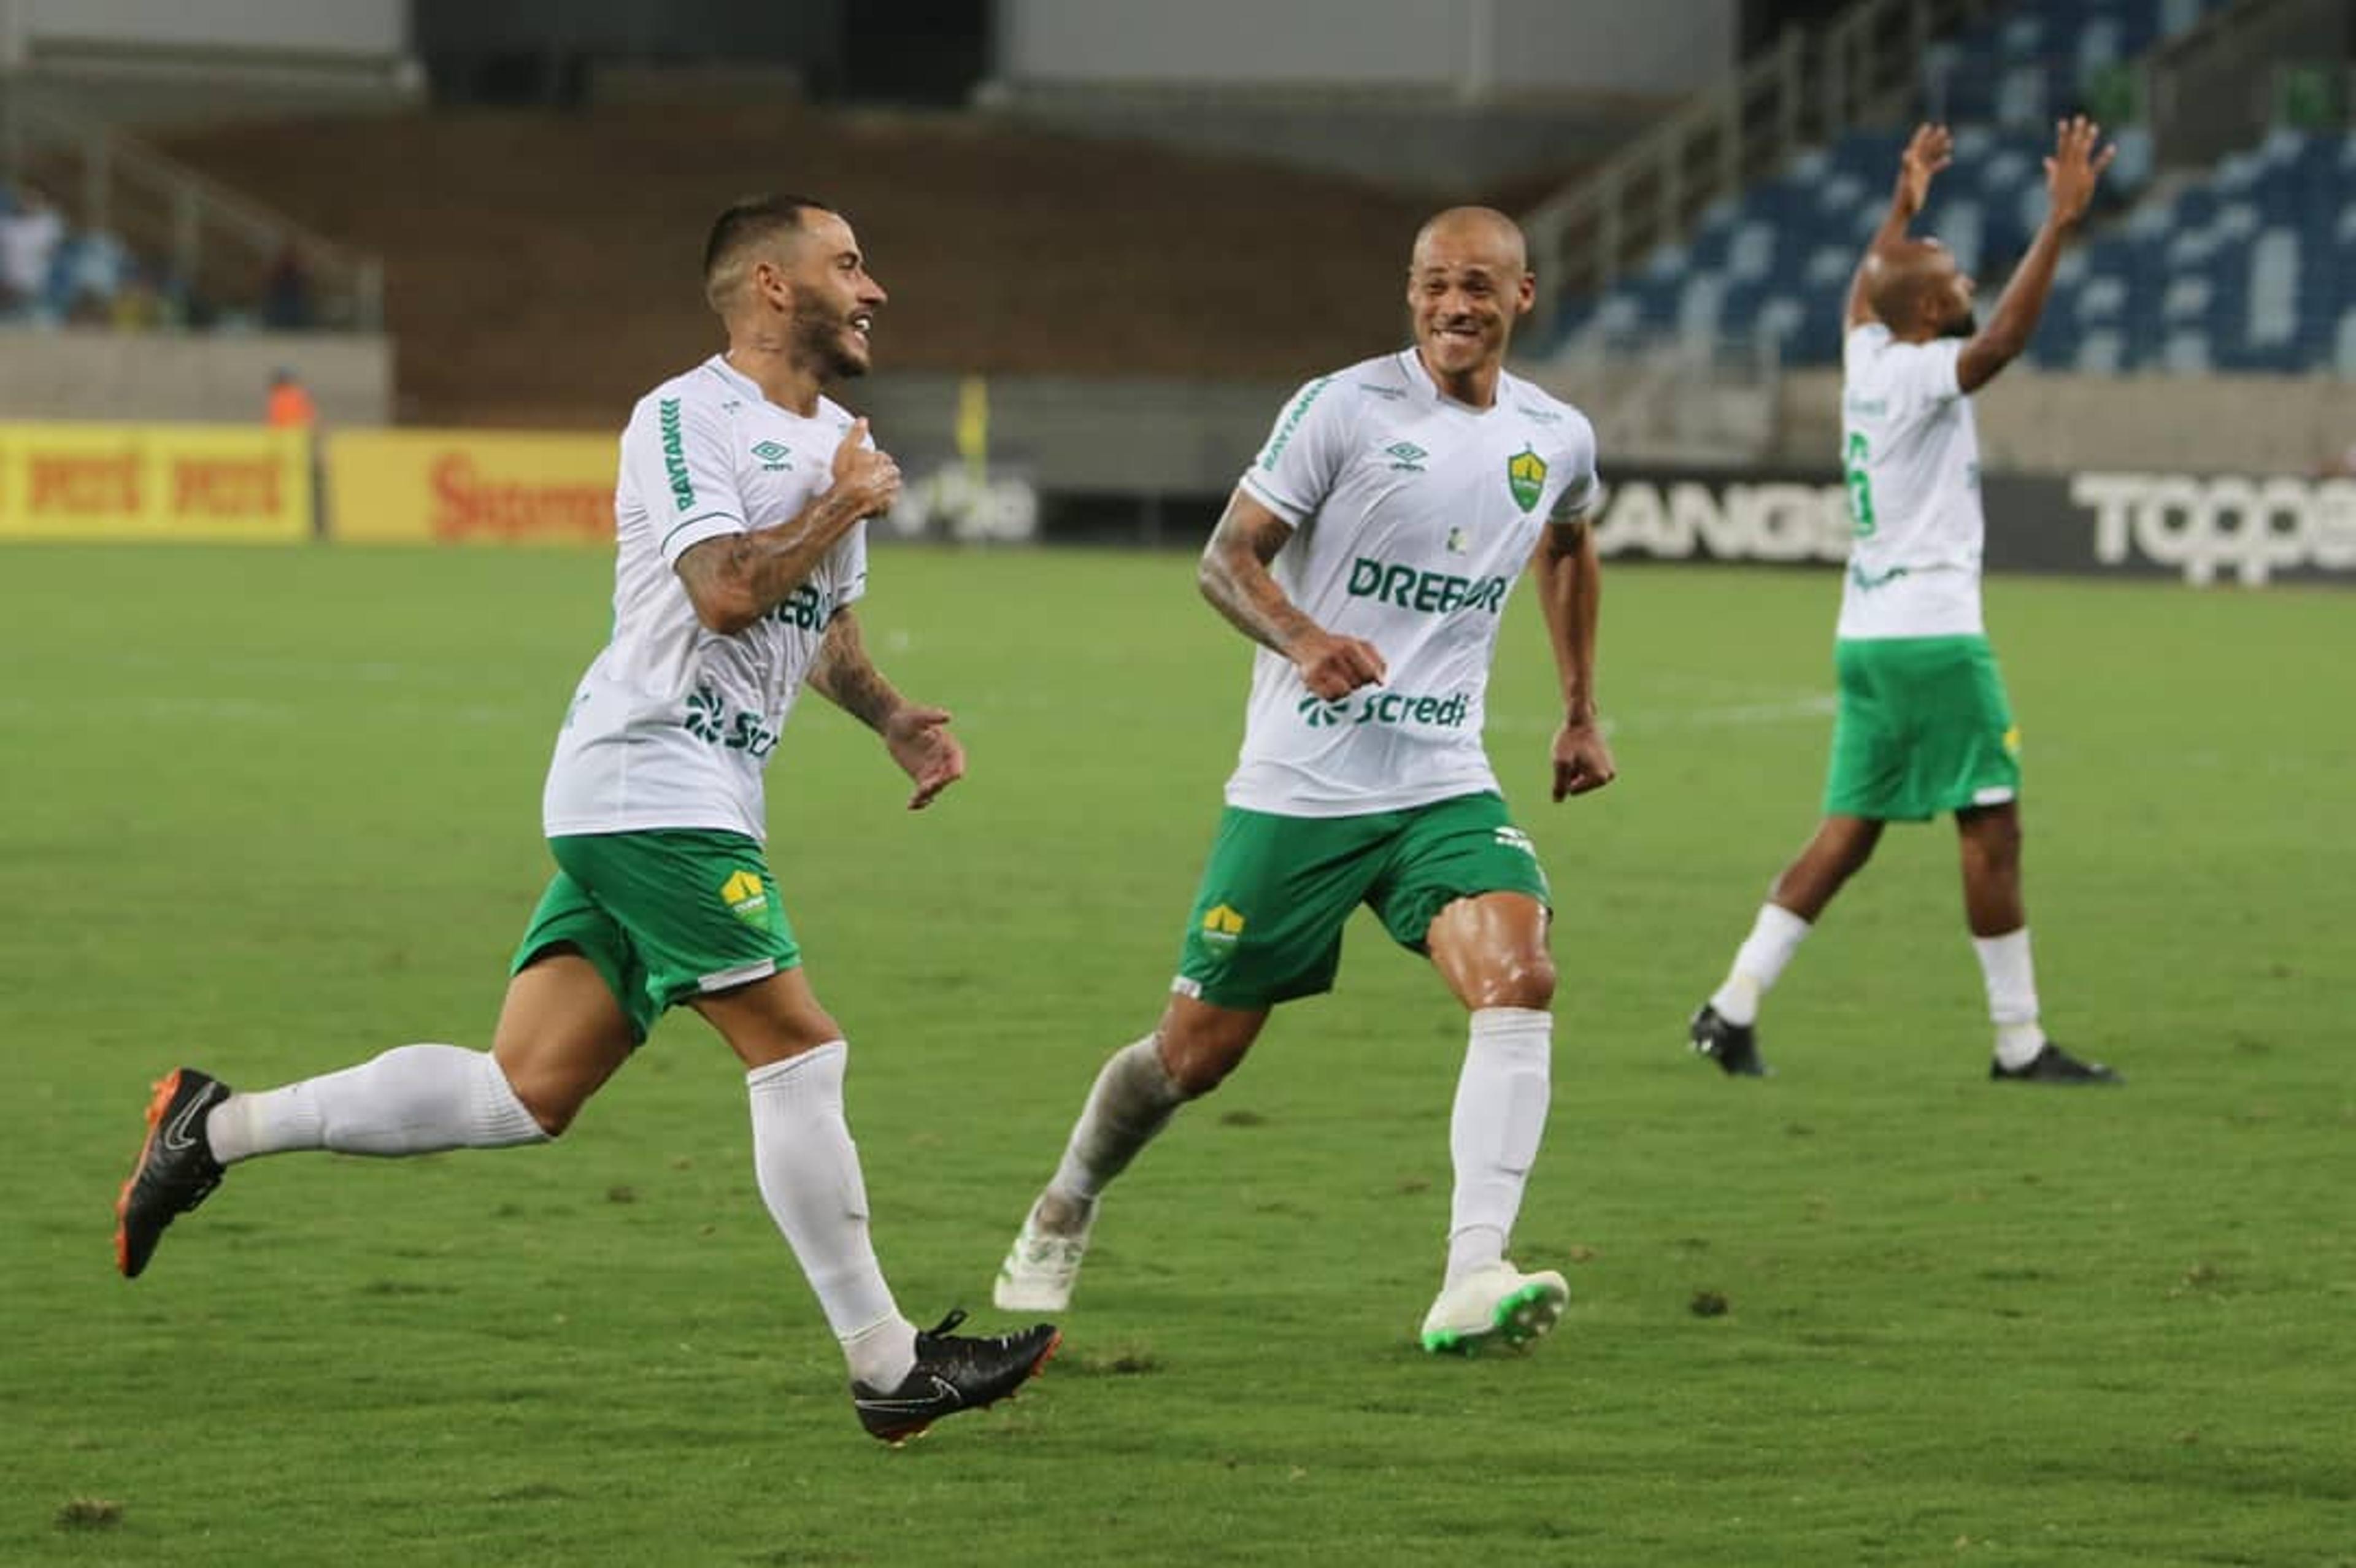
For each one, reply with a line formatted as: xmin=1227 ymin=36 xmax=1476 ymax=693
xmin=1552 ymin=0 xmax=2356 ymax=376
xmin=0 ymin=182 xmax=141 ymax=326
xmin=150 ymin=104 xmax=1431 ymax=426
xmin=0 ymin=82 xmax=374 ymax=334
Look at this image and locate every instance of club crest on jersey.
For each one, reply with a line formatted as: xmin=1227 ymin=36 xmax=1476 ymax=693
xmin=1506 ymin=448 xmax=1547 ymax=513
xmin=751 ymin=440 xmax=793 ymax=471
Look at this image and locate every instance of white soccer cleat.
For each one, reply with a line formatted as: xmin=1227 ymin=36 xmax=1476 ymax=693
xmin=993 ymin=1213 xmax=1091 ymax=1313
xmin=1419 ymin=1261 xmax=1569 ymax=1355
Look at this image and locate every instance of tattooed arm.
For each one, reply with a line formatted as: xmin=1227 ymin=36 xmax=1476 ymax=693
xmin=1196 ymin=486 xmax=1385 ymax=699
xmin=806 ymin=607 xmax=903 ymax=731
xmin=809 ymin=607 xmax=966 ymax=810
xmin=674 ymin=418 xmax=899 ymax=636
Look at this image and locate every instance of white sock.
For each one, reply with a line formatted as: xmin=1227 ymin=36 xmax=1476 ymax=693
xmin=1037 ymin=1036 xmax=1187 ymax=1231
xmin=1973 ymin=928 xmax=2047 ymax=1069
xmin=1445 ymin=1007 xmax=1552 ymax=1289
xmin=1709 ymin=903 xmax=1812 ymax=1026
xmin=204 ymin=1043 xmax=549 ymax=1163
xmin=744 ymin=1043 xmax=915 ymax=1390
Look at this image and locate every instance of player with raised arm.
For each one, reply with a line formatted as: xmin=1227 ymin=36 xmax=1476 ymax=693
xmin=1688 ymin=120 xmax=2122 ymax=1085
xmin=995 ymin=207 xmax=1615 ymax=1355
xmin=115 ymin=196 xmax=1058 ymax=1445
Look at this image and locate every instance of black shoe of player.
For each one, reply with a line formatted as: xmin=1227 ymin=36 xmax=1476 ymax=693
xmin=1990 ymin=1042 xmax=2122 ymax=1085
xmin=851 ymin=1310 xmax=1060 ymax=1445
xmin=115 ymin=1067 xmax=230 ymax=1279
xmin=1689 ymin=1004 xmax=1769 ymax=1077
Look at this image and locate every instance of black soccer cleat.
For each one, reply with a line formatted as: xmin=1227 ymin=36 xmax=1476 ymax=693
xmin=1990 ymin=1042 xmax=2122 ymax=1085
xmin=851 ymin=1309 xmax=1060 ymax=1445
xmin=115 ymin=1067 xmax=231 ymax=1279
xmin=1689 ymin=1004 xmax=1769 ymax=1077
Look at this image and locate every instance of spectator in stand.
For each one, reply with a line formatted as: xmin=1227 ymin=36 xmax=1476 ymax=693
xmin=61 ymin=229 xmax=134 ymax=325
xmin=262 ymin=242 xmax=315 ymax=329
xmin=0 ymin=187 xmax=67 ymax=320
xmin=110 ymin=262 xmax=172 ymax=332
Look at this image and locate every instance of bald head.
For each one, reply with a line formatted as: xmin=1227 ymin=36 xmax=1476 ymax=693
xmin=1411 ymin=206 xmax=1529 ymax=277
xmin=1406 ymin=206 xmax=1535 ymax=403
xmin=1865 ymin=238 xmax=1973 ymax=339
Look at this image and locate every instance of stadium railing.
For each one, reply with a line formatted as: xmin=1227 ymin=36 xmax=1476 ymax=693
xmin=1523 ymin=0 xmax=2003 ymax=339
xmin=0 ymin=79 xmax=382 ymax=331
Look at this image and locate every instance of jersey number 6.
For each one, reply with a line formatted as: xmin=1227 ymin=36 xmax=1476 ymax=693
xmin=1842 ymin=432 xmax=1877 ymax=539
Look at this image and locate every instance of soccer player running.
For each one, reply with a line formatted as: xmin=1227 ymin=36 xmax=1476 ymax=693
xmin=994 ymin=207 xmax=1615 ymax=1355
xmin=115 ymin=196 xmax=1059 ymax=1445
xmin=1688 ymin=120 xmax=2122 ymax=1085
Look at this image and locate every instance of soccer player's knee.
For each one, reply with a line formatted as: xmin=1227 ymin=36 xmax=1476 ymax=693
xmin=1157 ymin=1027 xmax=1249 ymax=1098
xmin=1477 ymin=953 xmax=1556 ymax=1011
xmin=1963 ymin=810 xmax=2022 ymax=867
xmin=507 ymin=1072 xmax=580 ymax=1138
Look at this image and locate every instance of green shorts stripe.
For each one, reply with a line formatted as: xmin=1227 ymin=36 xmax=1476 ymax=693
xmin=1174 ymin=791 xmax=1550 ymax=1011
xmin=1823 ymin=634 xmax=2021 ymax=823
xmin=510 ymin=829 xmax=800 ymax=1043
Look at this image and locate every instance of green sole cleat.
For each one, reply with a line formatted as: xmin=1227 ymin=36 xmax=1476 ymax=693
xmin=1420 ymin=1266 xmax=1569 ymax=1356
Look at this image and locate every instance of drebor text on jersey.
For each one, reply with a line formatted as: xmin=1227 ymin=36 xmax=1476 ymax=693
xmin=1346 ymin=556 xmax=1513 ymax=615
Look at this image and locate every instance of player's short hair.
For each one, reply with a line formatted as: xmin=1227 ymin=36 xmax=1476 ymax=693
xmin=703 ymin=194 xmax=835 ymax=312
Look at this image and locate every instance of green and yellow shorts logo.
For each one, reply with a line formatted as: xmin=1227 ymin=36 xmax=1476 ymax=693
xmin=721 ymin=869 xmax=770 ymax=927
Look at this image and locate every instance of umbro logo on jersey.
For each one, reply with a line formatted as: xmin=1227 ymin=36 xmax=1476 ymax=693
xmin=1384 ymin=441 xmax=1428 ymax=472
xmin=751 ymin=440 xmax=793 ymax=471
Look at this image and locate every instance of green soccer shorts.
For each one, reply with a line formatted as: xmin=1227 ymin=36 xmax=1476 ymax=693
xmin=1822 ymin=634 xmax=2022 ymax=823
xmin=1172 ymin=791 xmax=1552 ymax=1011
xmin=510 ymin=829 xmax=801 ymax=1043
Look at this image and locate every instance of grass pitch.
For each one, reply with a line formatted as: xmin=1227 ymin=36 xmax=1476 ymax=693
xmin=4 ymin=543 xmax=2350 ymax=1567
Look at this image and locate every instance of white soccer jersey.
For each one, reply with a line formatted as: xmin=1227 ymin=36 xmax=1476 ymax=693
xmin=1225 ymin=350 xmax=1600 ymax=817
xmin=1836 ymin=323 xmax=1986 ymax=639
xmin=541 ymin=355 xmax=868 ymax=843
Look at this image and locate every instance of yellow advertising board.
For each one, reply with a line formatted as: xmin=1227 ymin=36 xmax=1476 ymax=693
xmin=328 ymin=429 xmax=618 ymax=545
xmin=0 ymin=422 xmax=313 ymax=542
